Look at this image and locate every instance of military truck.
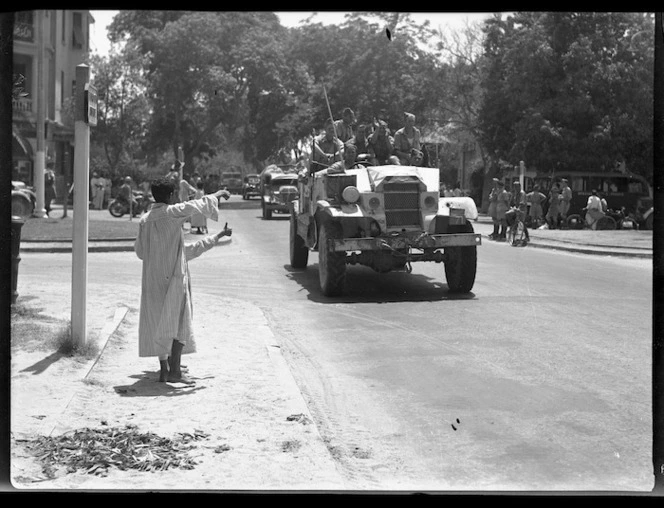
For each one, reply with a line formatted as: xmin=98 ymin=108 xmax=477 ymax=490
xmin=221 ymin=170 xmax=243 ymax=195
xmin=259 ymin=164 xmax=299 ymax=220
xmin=289 ymin=164 xmax=481 ymax=296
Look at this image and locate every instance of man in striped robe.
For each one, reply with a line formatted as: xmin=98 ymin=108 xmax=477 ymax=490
xmin=134 ymin=177 xmax=232 ymax=384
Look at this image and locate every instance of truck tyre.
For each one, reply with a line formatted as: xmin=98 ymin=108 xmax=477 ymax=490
xmin=290 ymin=211 xmax=309 ymax=268
xmin=444 ymin=222 xmax=477 ymax=294
xmin=645 ymin=213 xmax=653 ymax=231
xmin=318 ymin=221 xmax=346 ymax=296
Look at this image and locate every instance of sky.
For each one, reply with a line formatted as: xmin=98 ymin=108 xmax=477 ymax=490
xmin=89 ymin=10 xmax=494 ymax=56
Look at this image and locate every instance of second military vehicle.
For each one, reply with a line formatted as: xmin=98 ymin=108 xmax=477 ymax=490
xmin=260 ymin=164 xmax=299 ymax=220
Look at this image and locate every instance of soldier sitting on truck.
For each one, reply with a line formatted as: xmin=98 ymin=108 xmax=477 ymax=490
xmin=312 ymin=118 xmax=344 ymax=173
xmin=326 ymin=143 xmax=365 ymax=174
xmin=348 ymin=123 xmax=372 ymax=161
xmin=368 ymin=120 xmax=400 ymax=166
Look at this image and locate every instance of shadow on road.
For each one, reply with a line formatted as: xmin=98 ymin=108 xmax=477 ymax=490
xmin=114 ymin=371 xmax=208 ymax=397
xmin=20 ymin=351 xmax=65 ymax=375
xmin=284 ymin=264 xmax=477 ymax=304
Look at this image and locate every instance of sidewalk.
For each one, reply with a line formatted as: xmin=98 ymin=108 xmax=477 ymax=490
xmin=472 ymin=214 xmax=652 ymax=258
xmin=10 ymin=281 xmax=346 ymax=491
xmin=19 ymin=206 xmax=653 ymax=259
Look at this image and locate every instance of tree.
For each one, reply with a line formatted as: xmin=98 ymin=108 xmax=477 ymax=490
xmin=90 ymin=49 xmax=149 ymax=177
xmin=478 ymin=12 xmax=654 ymax=181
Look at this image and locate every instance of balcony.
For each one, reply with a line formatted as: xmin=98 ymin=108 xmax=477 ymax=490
xmin=14 ymin=22 xmax=35 ymax=43
xmin=13 ymin=98 xmax=33 ymax=115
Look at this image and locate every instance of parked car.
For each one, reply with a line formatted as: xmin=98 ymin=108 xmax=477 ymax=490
xmin=242 ymin=173 xmax=261 ymax=200
xmin=12 ymin=181 xmax=36 ymax=220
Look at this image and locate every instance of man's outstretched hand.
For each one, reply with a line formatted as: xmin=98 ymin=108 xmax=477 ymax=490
xmin=216 ymin=222 xmax=232 ymax=240
xmin=214 ymin=189 xmax=231 ymax=201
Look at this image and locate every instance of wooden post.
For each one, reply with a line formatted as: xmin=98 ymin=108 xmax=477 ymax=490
xmin=71 ymin=64 xmax=91 ymax=347
xmin=33 ymin=10 xmax=46 ymax=217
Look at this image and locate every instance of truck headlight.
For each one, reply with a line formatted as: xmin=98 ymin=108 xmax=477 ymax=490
xmin=368 ymin=196 xmax=381 ymax=209
xmin=342 ymin=186 xmax=360 ymax=204
xmin=423 ymin=195 xmax=437 ymax=210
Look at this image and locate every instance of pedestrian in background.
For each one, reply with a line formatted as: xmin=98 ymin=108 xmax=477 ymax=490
xmin=546 ymin=183 xmax=561 ymax=229
xmin=585 ymin=189 xmax=604 ymax=229
xmin=509 ymin=180 xmax=527 ymax=213
xmin=44 ymin=166 xmax=57 ymax=216
xmin=134 ymin=178 xmax=232 ymax=384
xmin=488 ymin=177 xmax=499 ymax=239
xmin=526 ymin=185 xmax=547 ymax=226
xmin=190 ymin=180 xmax=208 ymax=234
xmin=118 ymin=176 xmax=139 ymax=215
xmin=559 ymin=178 xmax=572 ymax=225
xmin=102 ymin=171 xmax=112 ymax=208
xmin=495 ymin=180 xmax=510 ymax=240
xmin=90 ymin=171 xmax=105 ymax=209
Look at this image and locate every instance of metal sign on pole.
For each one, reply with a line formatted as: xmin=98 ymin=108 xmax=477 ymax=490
xmin=71 ymin=64 xmax=92 ymax=347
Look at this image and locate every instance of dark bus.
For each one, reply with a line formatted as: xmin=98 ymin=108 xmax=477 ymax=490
xmin=529 ymin=172 xmax=652 ymax=216
xmin=504 ymin=171 xmax=652 ymax=216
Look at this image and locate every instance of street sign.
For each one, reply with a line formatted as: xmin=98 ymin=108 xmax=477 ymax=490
xmin=84 ymin=83 xmax=98 ymax=127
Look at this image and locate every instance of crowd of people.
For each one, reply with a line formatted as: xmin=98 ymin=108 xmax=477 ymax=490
xmin=487 ymin=178 xmax=574 ymax=241
xmin=309 ymin=108 xmax=428 ymax=174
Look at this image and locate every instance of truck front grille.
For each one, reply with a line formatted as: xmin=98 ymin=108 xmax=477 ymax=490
xmin=384 ymin=182 xmax=421 ymax=228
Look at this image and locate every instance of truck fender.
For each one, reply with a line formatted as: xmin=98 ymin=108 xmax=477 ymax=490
xmin=438 ymin=196 xmax=478 ymax=220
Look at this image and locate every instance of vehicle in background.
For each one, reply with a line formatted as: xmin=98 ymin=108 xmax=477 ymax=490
xmin=12 ymin=181 xmax=36 ymax=219
xmin=221 ymin=170 xmax=243 ymax=195
xmin=502 ymin=170 xmax=652 ymax=226
xmin=108 ymin=190 xmax=153 ymax=218
xmin=259 ymin=164 xmax=299 ymax=220
xmin=242 ymin=173 xmax=261 ymax=200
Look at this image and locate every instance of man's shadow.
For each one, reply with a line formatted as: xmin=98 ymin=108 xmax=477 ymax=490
xmin=114 ymin=371 xmax=209 ymax=397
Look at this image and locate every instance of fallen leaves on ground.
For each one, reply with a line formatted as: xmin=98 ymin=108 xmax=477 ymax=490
xmin=26 ymin=424 xmax=210 ymax=478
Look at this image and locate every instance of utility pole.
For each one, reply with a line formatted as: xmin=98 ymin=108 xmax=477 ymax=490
xmin=33 ymin=9 xmax=46 ymax=218
xmin=71 ymin=63 xmax=94 ymax=347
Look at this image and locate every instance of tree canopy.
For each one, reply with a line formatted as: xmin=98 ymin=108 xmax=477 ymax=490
xmin=92 ymin=10 xmax=655 ymax=184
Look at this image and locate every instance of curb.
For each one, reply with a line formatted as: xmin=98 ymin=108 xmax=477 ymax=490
xmin=21 ymin=239 xmax=652 ymax=258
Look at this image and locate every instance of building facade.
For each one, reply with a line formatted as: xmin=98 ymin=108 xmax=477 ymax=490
xmin=12 ymin=9 xmax=94 ymax=201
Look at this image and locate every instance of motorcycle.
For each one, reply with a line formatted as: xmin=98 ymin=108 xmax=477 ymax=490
xmin=108 ymin=191 xmax=152 ymax=218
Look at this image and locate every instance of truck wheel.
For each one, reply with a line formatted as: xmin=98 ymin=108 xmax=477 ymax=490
xmin=645 ymin=213 xmax=653 ymax=231
xmin=444 ymin=222 xmax=477 ymax=294
xmin=290 ymin=212 xmax=309 ymax=268
xmin=318 ymin=221 xmax=346 ymax=296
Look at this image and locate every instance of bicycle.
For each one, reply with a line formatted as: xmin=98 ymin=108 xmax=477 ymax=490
xmin=564 ymin=208 xmax=617 ymax=230
xmin=505 ymin=207 xmax=530 ymax=247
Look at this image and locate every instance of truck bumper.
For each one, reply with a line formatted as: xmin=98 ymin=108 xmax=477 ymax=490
xmin=330 ymin=233 xmax=481 ymax=252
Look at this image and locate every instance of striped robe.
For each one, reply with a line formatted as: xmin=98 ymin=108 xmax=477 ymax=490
xmin=134 ymin=196 xmax=220 ymax=358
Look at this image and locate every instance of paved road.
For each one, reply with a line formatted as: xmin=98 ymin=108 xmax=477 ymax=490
xmin=15 ymin=203 xmax=654 ymax=491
